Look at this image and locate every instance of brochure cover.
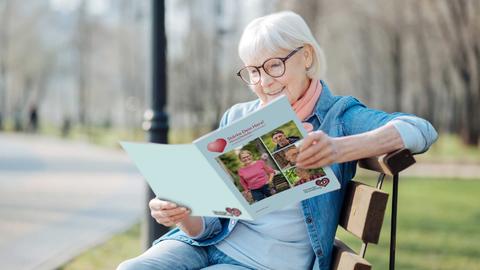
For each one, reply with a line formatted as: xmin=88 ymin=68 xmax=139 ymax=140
xmin=121 ymin=96 xmax=340 ymax=220
xmin=192 ymin=96 xmax=340 ymax=219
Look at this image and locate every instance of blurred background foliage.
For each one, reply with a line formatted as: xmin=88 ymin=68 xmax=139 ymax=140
xmin=1 ymin=0 xmax=480 ymax=147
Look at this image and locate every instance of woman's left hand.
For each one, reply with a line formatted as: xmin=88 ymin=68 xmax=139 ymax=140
xmin=296 ymin=130 xmax=341 ymax=169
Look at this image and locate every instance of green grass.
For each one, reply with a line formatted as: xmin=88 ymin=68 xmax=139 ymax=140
xmin=416 ymin=134 xmax=480 ymax=164
xmin=39 ymin=124 xmax=146 ymax=149
xmin=58 ymin=224 xmax=142 ymax=270
xmin=60 ymin=177 xmax=480 ymax=270
xmin=337 ymin=177 xmax=480 ymax=270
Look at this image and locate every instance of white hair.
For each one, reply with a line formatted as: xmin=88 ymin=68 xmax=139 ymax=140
xmin=238 ymin=11 xmax=326 ymax=79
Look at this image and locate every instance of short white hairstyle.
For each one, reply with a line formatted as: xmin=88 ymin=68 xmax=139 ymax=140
xmin=238 ymin=11 xmax=326 ymax=79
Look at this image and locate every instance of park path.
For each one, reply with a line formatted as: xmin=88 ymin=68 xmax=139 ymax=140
xmin=0 ymin=133 xmax=144 ymax=270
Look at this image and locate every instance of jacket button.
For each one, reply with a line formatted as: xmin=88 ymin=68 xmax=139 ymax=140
xmin=316 ymin=249 xmax=323 ymax=256
xmin=305 ymin=217 xmax=313 ymax=224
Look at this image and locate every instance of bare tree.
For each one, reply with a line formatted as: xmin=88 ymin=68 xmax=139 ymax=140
xmin=0 ymin=0 xmax=12 ymax=129
xmin=276 ymin=0 xmax=322 ymax=33
xmin=390 ymin=1 xmax=405 ymax=112
xmin=0 ymin=1 xmax=55 ymax=129
xmin=115 ymin=0 xmax=148 ymax=130
xmin=73 ymin=0 xmax=91 ymax=126
xmin=411 ymin=1 xmax=436 ymax=125
xmin=435 ymin=0 xmax=480 ymax=145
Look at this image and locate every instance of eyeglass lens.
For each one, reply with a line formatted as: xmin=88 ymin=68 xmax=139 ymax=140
xmin=239 ymin=58 xmax=285 ymax=84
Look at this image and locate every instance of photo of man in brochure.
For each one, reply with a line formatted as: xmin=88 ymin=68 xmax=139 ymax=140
xmin=262 ymin=122 xmax=302 ymax=152
xmin=216 ymin=120 xmax=332 ymax=205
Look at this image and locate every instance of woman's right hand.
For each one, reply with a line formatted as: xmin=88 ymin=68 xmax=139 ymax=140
xmin=149 ymin=198 xmax=204 ymax=237
xmin=149 ymin=198 xmax=191 ymax=227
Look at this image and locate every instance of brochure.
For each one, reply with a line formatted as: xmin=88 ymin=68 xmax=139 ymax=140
xmin=121 ymin=96 xmax=340 ymax=220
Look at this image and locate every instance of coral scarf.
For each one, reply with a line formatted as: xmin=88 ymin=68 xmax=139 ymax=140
xmin=259 ymin=79 xmax=322 ymax=132
xmin=292 ymin=79 xmax=322 ymax=132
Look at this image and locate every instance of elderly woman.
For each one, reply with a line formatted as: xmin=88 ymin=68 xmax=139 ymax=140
xmin=118 ymin=11 xmax=437 ymax=270
xmin=237 ymin=150 xmax=275 ymax=202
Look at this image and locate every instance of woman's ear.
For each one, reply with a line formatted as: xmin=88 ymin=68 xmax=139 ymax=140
xmin=303 ymin=44 xmax=314 ymax=69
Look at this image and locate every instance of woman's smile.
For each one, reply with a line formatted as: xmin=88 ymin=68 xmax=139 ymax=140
xmin=263 ymin=86 xmax=285 ymax=96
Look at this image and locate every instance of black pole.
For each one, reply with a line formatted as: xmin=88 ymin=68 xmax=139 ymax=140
xmin=390 ymin=174 xmax=399 ymax=270
xmin=142 ymin=0 xmax=169 ymax=249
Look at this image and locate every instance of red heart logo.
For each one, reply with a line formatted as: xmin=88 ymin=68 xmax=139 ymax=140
xmin=231 ymin=208 xmax=242 ymax=217
xmin=207 ymin=138 xmax=227 ymax=153
xmin=315 ymin=178 xmax=330 ymax=187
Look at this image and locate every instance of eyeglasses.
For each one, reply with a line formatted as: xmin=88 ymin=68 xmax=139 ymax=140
xmin=236 ymin=46 xmax=304 ymax=85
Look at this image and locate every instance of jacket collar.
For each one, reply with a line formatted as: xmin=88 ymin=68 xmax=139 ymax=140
xmin=305 ymin=80 xmax=337 ymax=124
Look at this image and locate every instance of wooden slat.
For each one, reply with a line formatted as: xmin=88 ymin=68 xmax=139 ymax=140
xmin=339 ymin=181 xmax=389 ymax=244
xmin=359 ymin=148 xmax=416 ymax=176
xmin=331 ymin=238 xmax=371 ymax=270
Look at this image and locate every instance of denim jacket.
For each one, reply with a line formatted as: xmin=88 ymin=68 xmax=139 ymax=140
xmin=157 ymin=81 xmax=437 ymax=270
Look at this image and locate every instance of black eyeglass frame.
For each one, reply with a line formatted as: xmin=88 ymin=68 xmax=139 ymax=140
xmin=236 ymin=46 xmax=304 ymax=85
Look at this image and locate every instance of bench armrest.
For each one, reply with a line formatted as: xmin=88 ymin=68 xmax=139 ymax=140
xmin=358 ymin=148 xmax=416 ymax=176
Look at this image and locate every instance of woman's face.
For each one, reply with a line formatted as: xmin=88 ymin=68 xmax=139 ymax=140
xmin=239 ymin=152 xmax=253 ymax=165
xmin=245 ymin=45 xmax=313 ymax=105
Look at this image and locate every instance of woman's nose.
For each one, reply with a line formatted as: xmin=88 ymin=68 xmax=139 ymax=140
xmin=260 ymin=69 xmax=274 ymax=88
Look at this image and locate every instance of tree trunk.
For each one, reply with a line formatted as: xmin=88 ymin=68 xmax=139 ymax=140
xmin=0 ymin=0 xmax=11 ymax=129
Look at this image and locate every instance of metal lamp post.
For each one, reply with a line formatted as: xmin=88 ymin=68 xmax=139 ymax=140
xmin=142 ymin=0 xmax=169 ymax=248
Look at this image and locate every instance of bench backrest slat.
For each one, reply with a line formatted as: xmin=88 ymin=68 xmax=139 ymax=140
xmin=332 ymin=238 xmax=372 ymax=270
xmin=332 ymin=149 xmax=416 ymax=270
xmin=339 ymin=181 xmax=389 ymax=244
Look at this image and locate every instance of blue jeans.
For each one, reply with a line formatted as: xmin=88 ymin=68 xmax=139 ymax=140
xmin=250 ymin=184 xmax=271 ymax=202
xmin=117 ymin=240 xmax=253 ymax=270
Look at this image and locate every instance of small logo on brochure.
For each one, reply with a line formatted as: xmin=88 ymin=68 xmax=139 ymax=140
xmin=315 ymin=178 xmax=330 ymax=187
xmin=211 ymin=207 xmax=242 ymax=217
xmin=303 ymin=178 xmax=330 ymax=193
xmin=226 ymin=207 xmax=242 ymax=217
xmin=207 ymin=138 xmax=227 ymax=153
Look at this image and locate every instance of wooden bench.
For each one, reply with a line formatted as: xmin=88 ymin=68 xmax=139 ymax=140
xmin=331 ymin=149 xmax=416 ymax=270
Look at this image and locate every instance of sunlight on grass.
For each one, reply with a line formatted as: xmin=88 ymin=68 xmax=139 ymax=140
xmin=416 ymin=134 xmax=480 ymax=164
xmin=58 ymin=223 xmax=142 ymax=270
xmin=336 ymin=177 xmax=480 ymax=270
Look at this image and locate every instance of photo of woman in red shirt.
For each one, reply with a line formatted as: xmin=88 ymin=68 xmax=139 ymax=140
xmin=237 ymin=150 xmax=275 ymax=202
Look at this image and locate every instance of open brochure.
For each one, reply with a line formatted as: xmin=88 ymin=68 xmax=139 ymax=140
xmin=121 ymin=96 xmax=340 ymax=220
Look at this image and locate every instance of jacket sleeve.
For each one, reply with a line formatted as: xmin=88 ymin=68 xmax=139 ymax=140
xmin=341 ymin=97 xmax=438 ymax=153
xmin=219 ymin=108 xmax=231 ymax=129
xmin=190 ymin=217 xmax=223 ymax=240
xmin=390 ymin=116 xmax=438 ymax=153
